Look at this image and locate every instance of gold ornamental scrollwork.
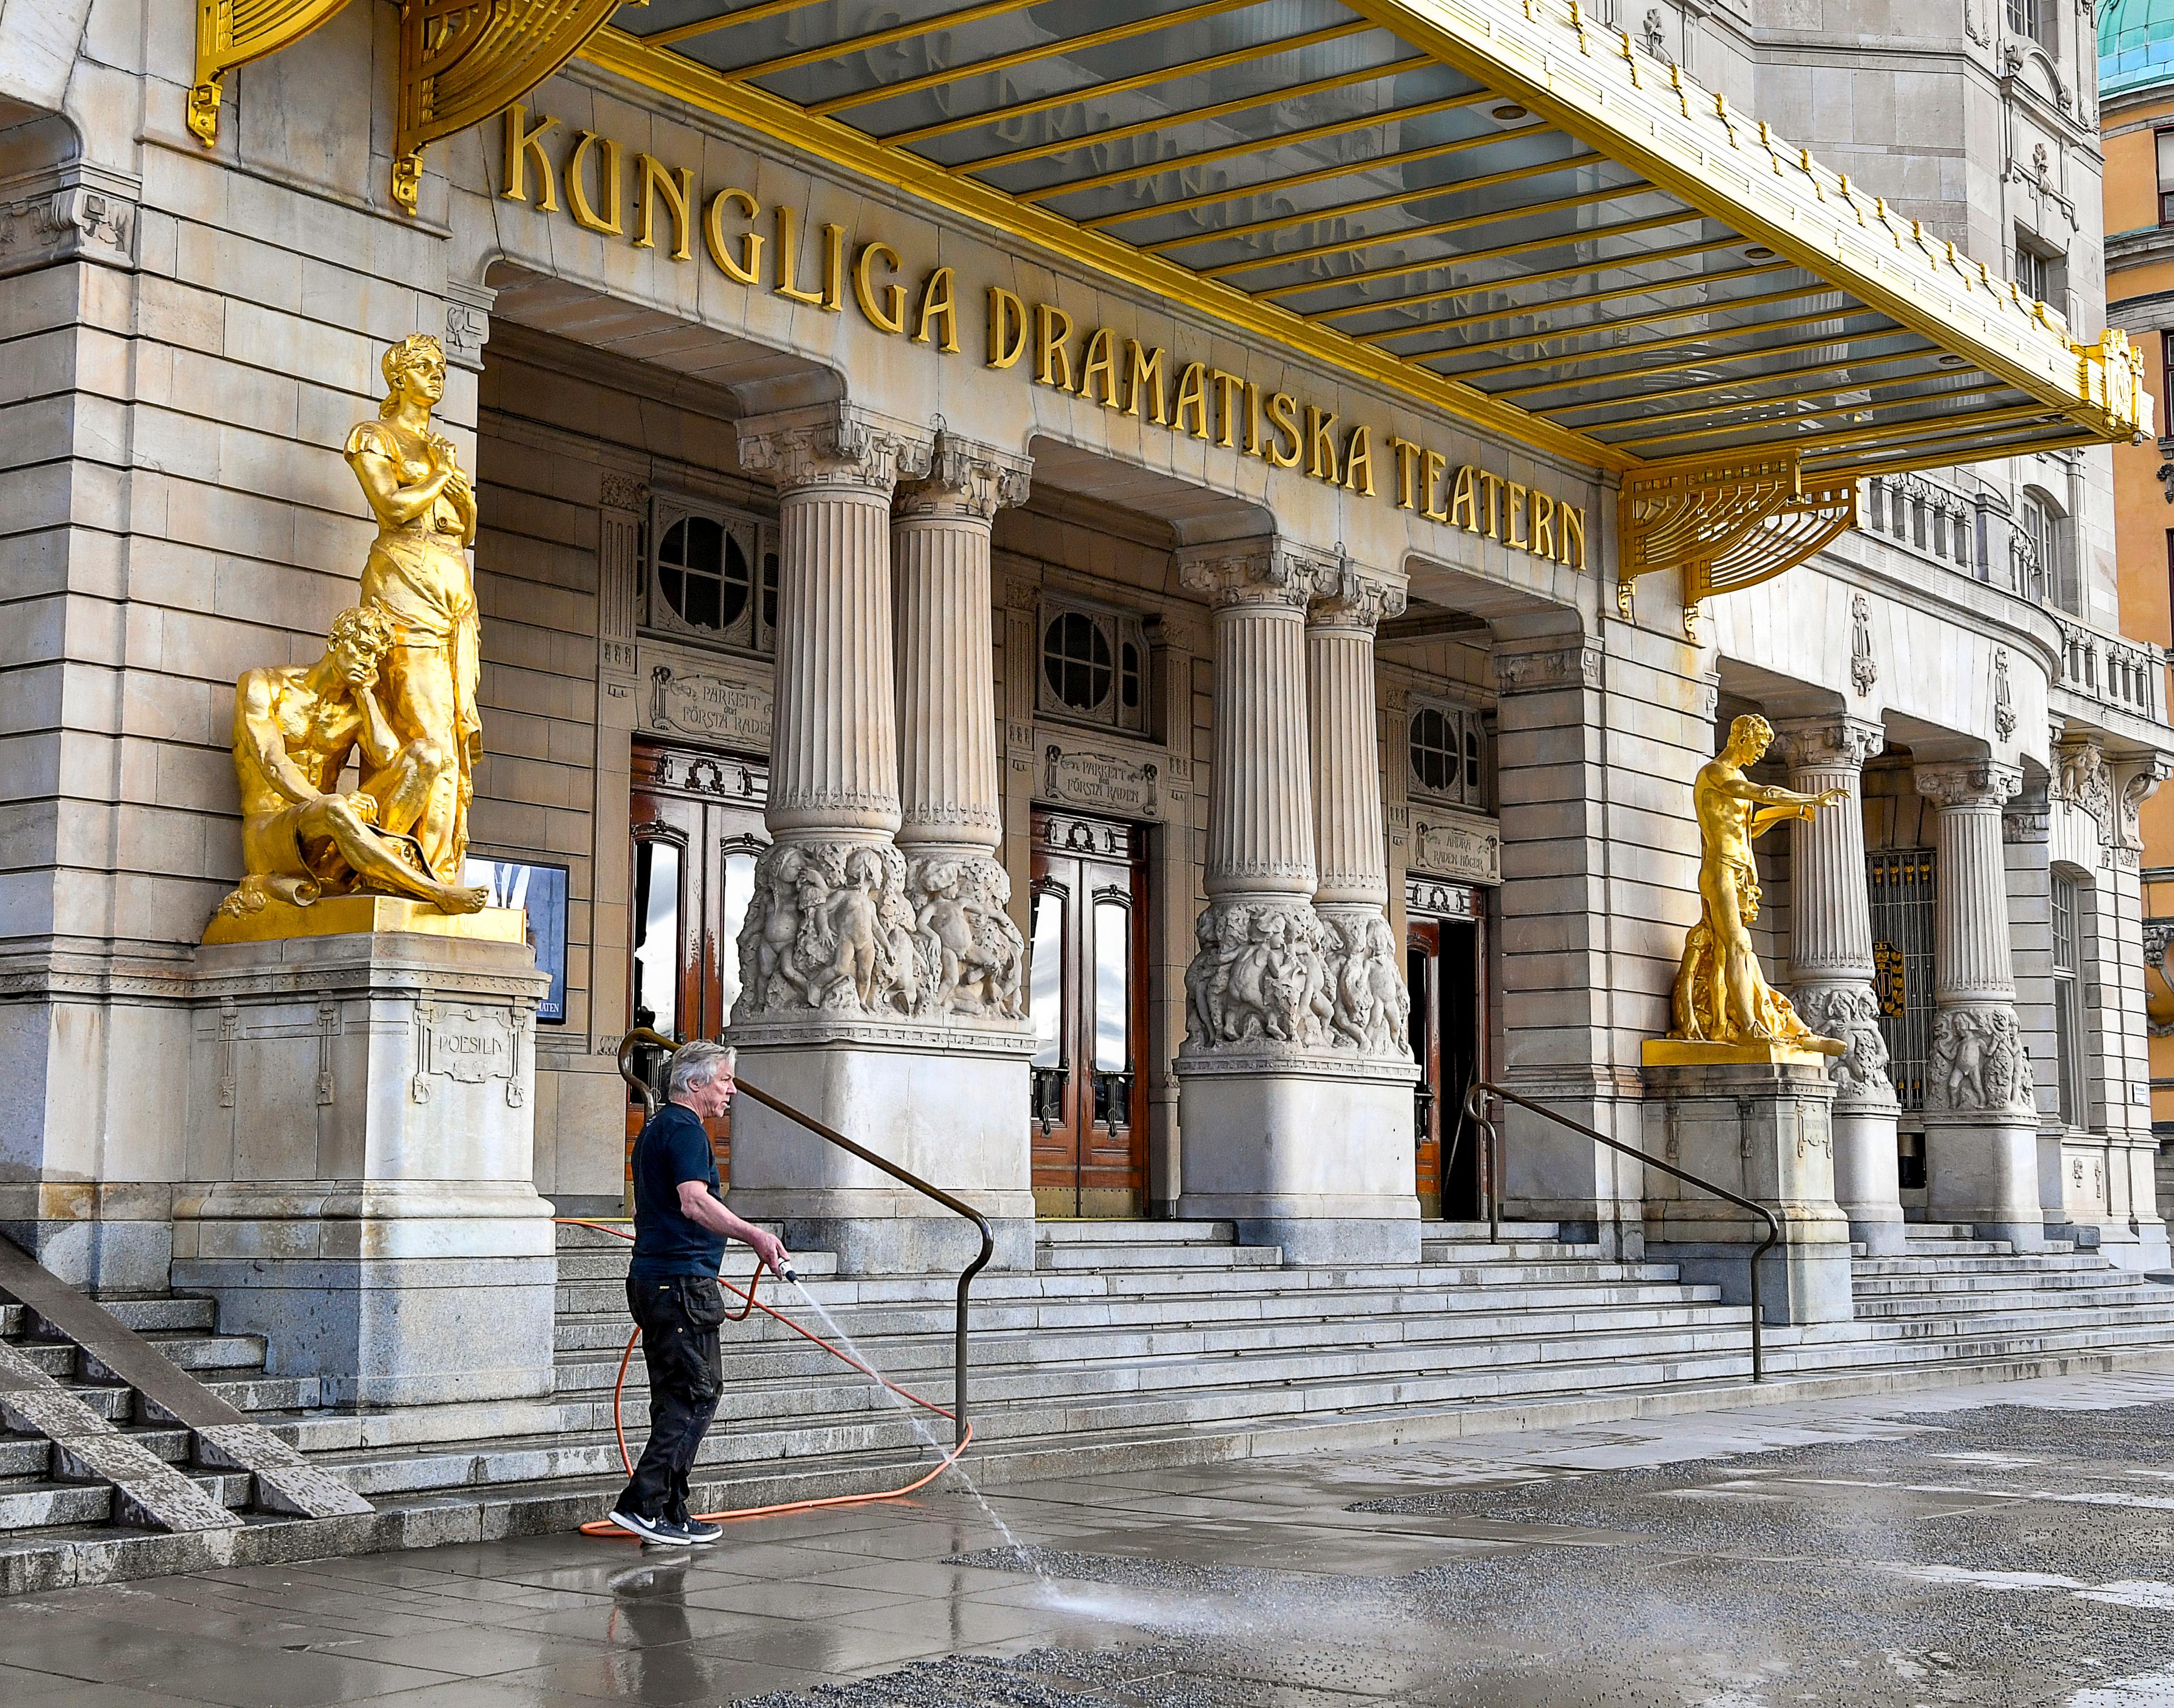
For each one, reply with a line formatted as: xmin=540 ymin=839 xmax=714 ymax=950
xmin=1617 ymin=453 xmax=1858 ymax=640
xmin=191 ymin=0 xmax=358 ymax=146
xmin=392 ymin=0 xmax=637 ymax=214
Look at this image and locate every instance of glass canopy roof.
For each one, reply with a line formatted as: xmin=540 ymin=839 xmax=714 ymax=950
xmin=585 ymin=0 xmax=2147 ymax=480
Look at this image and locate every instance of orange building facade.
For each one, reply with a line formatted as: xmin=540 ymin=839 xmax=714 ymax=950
xmin=2103 ymin=1 xmax=2174 ymax=1199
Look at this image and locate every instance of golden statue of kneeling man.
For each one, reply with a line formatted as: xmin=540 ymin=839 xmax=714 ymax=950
xmin=1662 ymin=713 xmax=1846 ymax=1058
xmin=214 ymin=604 xmax=487 ymax=921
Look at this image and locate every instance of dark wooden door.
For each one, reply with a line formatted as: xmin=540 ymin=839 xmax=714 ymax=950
xmin=1406 ymin=891 xmax=1487 ymax=1221
xmin=626 ymin=740 xmax=768 ymax=1186
xmin=1028 ymin=811 xmax=1148 ymax=1218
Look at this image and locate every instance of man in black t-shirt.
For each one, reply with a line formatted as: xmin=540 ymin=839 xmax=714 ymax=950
xmin=608 ymin=1039 xmax=788 ymax=1547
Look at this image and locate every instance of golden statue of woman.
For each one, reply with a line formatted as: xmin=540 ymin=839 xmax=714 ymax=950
xmin=344 ymin=333 xmax=480 ymax=881
xmin=1669 ymin=714 xmax=1847 ymax=1055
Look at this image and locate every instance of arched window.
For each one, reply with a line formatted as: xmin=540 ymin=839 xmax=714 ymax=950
xmin=2017 ymin=487 xmax=2078 ymax=613
xmin=1035 ymin=597 xmax=1150 ymax=734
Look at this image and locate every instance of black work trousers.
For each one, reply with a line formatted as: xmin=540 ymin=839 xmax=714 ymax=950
xmin=619 ymin=1274 xmax=726 ymax=1525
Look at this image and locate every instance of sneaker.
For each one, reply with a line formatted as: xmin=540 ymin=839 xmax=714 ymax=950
xmin=607 ymin=1508 xmax=678 ymax=1545
xmin=677 ymin=1518 xmax=724 ymax=1546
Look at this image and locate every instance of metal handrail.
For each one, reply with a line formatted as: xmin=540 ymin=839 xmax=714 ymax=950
xmin=617 ymin=1026 xmax=993 ymax=1446
xmin=1465 ymin=1081 xmax=1781 ymax=1382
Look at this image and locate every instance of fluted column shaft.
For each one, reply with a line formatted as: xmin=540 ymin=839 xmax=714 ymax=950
xmin=1777 ymin=714 xmax=1903 ymax=1250
xmin=1307 ymin=570 xmax=1402 ymax=907
xmin=1919 ymin=760 xmax=2025 ymax=1009
xmin=1187 ymin=550 xmax=1317 ymax=899
xmin=739 ymin=408 xmax=926 ymax=839
xmin=892 ymin=438 xmax=1029 ymax=858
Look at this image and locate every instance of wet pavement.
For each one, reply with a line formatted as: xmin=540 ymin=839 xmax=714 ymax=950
xmin=7 ymin=1368 xmax=2174 ymax=1706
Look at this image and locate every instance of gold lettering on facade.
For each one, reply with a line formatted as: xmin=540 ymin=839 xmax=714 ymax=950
xmin=1306 ymin=405 xmax=1339 ymax=482
xmin=703 ymin=188 xmax=761 ymax=282
xmin=566 ymin=131 xmax=622 ymax=234
xmin=773 ymin=205 xmax=836 ymax=307
xmin=1390 ymin=435 xmax=1420 ymax=510
xmin=1210 ymin=370 xmax=1244 ymax=448
xmin=987 ymin=287 xmax=1027 ymax=369
xmin=1174 ymin=362 xmax=1210 ymax=440
xmin=1343 ymin=425 xmax=1375 ymax=496
xmin=1035 ymin=303 xmax=1074 ymax=389
xmin=1264 ymin=391 xmax=1301 ymax=467
xmin=853 ymin=241 xmax=906 ymax=333
xmin=634 ymin=154 xmax=693 ymax=261
xmin=501 ymin=103 xmax=558 ymax=211
xmin=913 ymin=267 xmax=958 ymax=350
xmin=1505 ymin=480 xmax=1529 ymax=548
xmin=1125 ymin=341 xmax=1166 ymax=423
xmin=1077 ymin=328 xmax=1120 ymax=407
xmin=1428 ymin=452 xmax=1453 ymax=523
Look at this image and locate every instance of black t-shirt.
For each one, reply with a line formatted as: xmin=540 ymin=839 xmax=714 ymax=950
xmin=628 ymin=1103 xmax=727 ymax=1280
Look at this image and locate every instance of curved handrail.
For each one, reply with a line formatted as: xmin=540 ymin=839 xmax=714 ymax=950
xmin=617 ymin=1026 xmax=994 ymax=1446
xmin=1465 ymin=1081 xmax=1780 ymax=1382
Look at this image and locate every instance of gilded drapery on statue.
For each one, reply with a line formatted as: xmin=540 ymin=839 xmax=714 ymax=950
xmin=209 ymin=334 xmax=488 ymax=930
xmin=1664 ymin=714 xmax=1847 ymax=1057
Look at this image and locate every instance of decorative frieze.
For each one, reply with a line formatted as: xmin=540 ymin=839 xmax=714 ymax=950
xmin=1494 ymin=637 xmax=1602 ymax=696
xmin=0 ymin=179 xmax=136 ymax=279
xmin=1927 ymin=1006 xmax=2036 ymax=1116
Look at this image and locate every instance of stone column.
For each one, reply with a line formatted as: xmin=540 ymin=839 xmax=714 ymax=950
xmin=1174 ymin=540 xmax=1418 ymax=1263
xmin=1915 ymin=757 xmax=2042 ymax=1247
xmin=727 ymin=405 xmax=1034 ymax=1274
xmin=1774 ymin=714 xmax=1906 ymax=1254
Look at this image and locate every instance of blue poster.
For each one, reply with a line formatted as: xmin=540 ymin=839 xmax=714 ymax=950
xmin=463 ymin=858 xmax=570 ymax=1024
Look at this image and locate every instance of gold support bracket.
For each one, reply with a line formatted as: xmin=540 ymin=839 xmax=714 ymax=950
xmin=1618 ymin=455 xmax=1859 ymax=642
xmin=393 ymin=0 xmax=637 ymax=215
xmin=192 ymin=1 xmax=357 ymax=147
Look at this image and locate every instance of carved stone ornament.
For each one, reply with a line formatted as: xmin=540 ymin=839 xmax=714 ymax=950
xmin=1850 ymin=593 xmax=1878 ymax=697
xmin=733 ymin=841 xmax=1025 ymax=1025
xmin=1927 ymin=1005 xmax=2035 ymax=1116
xmin=598 ymin=473 xmax=648 ymax=513
xmin=1495 ymin=639 xmax=1602 ymax=696
xmin=893 ymin=433 xmax=1032 ymax=522
xmin=1993 ymin=648 xmax=2017 ymax=741
xmin=1183 ymin=899 xmax=1409 ymax=1060
xmin=2053 ymin=737 xmax=2115 ymax=843
xmin=906 ymin=853 xmax=1027 ymax=1021
xmin=1771 ymin=716 xmax=1884 ymax=773
xmin=736 ymin=406 xmax=932 ymax=494
xmin=1914 ymin=759 xmax=2023 ymax=811
xmin=1791 ymin=985 xmax=1898 ymax=1108
xmin=2144 ymin=921 xmax=2174 ymax=1039
xmin=1304 ymin=561 xmax=1407 ymax=633
xmin=0 ymin=183 xmax=136 ymax=279
xmin=2117 ymin=757 xmax=2172 ymax=861
xmin=1176 ymin=541 xmax=1316 ymax=612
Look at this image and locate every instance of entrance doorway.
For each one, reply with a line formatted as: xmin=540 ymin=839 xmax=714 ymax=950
xmin=1407 ymin=881 xmax=1487 ymax=1220
xmin=1028 ymin=810 xmax=1149 ymax=1218
xmin=627 ymin=739 xmax=768 ymax=1184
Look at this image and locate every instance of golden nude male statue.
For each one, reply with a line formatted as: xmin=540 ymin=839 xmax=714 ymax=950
xmin=344 ymin=332 xmax=481 ymax=881
xmin=1666 ymin=713 xmax=1847 ymax=1055
xmin=214 ymin=606 xmax=488 ymax=921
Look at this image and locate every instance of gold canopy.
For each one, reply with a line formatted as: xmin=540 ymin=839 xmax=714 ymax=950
xmin=580 ymin=0 xmax=2150 ymax=619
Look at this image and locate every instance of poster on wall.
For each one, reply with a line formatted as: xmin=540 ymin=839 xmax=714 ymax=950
xmin=462 ymin=858 xmax=570 ymax=1024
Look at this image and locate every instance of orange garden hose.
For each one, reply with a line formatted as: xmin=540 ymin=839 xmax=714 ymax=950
xmin=554 ymin=1218 xmax=974 ymax=1539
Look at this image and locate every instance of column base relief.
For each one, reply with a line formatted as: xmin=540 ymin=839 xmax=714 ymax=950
xmin=1180 ymin=896 xmax=1416 ymax=1067
xmin=732 ymin=839 xmax=1031 ymax=1039
xmin=1923 ymin=1003 xmax=2045 ymax=1247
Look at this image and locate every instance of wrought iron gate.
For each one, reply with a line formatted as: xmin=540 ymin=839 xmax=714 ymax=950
xmin=1866 ymin=849 xmax=1936 ymax=1110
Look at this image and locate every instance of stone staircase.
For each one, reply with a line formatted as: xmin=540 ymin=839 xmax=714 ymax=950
xmin=2 ymin=1216 xmax=2172 ymax=1593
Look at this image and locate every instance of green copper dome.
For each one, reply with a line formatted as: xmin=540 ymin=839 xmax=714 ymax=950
xmin=2103 ymin=0 xmax=2174 ymax=99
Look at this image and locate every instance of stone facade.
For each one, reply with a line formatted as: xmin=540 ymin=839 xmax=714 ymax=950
xmin=1 ymin=0 xmax=2169 ymax=1365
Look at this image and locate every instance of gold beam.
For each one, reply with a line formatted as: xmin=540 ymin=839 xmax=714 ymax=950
xmin=1261 ymin=206 xmax=1693 ymax=302
xmin=1405 ymin=281 xmax=1839 ymax=367
xmin=1331 ymin=242 xmax=1775 ymax=330
xmin=1145 ymin=153 xmax=1603 ymax=256
xmin=1604 ymin=378 xmax=2014 ymax=455
xmin=191 ymin=0 xmax=356 ymax=145
xmin=892 ymin=19 xmax=1376 ymax=152
xmin=820 ymin=0 xmax=1273 ymax=119
xmin=1535 ymin=347 xmax=1943 ymax=419
xmin=393 ymin=0 xmax=631 ymax=215
xmin=649 ymin=0 xmax=813 ymax=49
xmin=1617 ymin=455 xmax=1858 ymax=639
xmin=1205 ymin=181 xmax=1646 ymax=282
xmin=578 ymin=27 xmax=1635 ymax=474
xmin=1025 ymin=91 xmax=1496 ymax=205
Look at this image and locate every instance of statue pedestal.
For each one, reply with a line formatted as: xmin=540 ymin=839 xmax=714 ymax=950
xmin=1176 ymin=1050 xmax=1422 ymax=1264
xmin=174 ymin=915 xmax=558 ymax=1410
xmin=1639 ymin=1047 xmax=1855 ymax=1325
xmin=725 ymin=1021 xmax=1038 ymax=1275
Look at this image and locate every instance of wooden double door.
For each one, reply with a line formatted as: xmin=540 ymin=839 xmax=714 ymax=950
xmin=1407 ymin=893 xmax=1487 ymax=1221
xmin=1028 ymin=810 xmax=1149 ymax=1218
xmin=626 ymin=740 xmax=768 ymax=1183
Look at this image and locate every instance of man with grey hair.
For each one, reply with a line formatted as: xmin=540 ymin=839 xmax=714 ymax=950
xmin=608 ymin=1038 xmax=789 ymax=1547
